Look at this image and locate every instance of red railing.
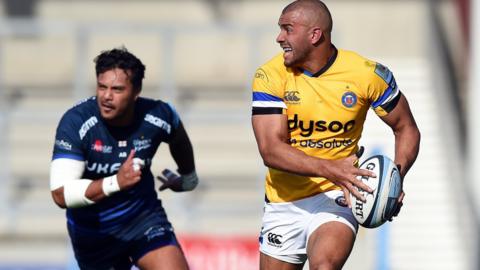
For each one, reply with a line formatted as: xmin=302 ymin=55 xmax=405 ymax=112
xmin=179 ymin=235 xmax=259 ymax=270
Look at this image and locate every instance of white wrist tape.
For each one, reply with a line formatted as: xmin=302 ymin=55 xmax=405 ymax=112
xmin=102 ymin=175 xmax=120 ymax=196
xmin=64 ymin=179 xmax=95 ymax=208
xmin=181 ymin=171 xmax=199 ymax=191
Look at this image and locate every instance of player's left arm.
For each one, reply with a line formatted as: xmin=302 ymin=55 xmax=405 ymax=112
xmin=380 ymin=93 xmax=421 ymax=179
xmin=157 ymin=121 xmax=198 ymax=192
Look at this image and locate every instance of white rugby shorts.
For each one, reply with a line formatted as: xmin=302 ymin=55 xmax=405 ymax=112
xmin=259 ymin=190 xmax=358 ymax=264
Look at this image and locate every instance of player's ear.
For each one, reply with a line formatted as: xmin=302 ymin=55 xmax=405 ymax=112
xmin=311 ymin=28 xmax=323 ymax=45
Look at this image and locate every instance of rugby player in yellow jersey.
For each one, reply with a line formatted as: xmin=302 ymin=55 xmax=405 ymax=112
xmin=251 ymin=1 xmax=421 ymax=269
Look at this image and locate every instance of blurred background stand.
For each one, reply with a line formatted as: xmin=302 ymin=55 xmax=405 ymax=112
xmin=0 ymin=0 xmax=476 ymax=269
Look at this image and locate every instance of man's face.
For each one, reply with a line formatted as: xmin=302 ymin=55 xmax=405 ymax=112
xmin=96 ymin=68 xmax=139 ymax=125
xmin=276 ymin=9 xmax=312 ymax=68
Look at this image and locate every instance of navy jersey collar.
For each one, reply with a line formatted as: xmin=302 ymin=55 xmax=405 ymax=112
xmin=301 ymin=46 xmax=338 ymax=77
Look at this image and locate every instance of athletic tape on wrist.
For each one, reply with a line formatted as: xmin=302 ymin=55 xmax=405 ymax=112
xmin=102 ymin=175 xmax=120 ymax=196
xmin=64 ymin=180 xmax=95 ymax=208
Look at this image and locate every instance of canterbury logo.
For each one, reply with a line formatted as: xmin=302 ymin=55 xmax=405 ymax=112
xmin=284 ymin=91 xmax=300 ymax=102
xmin=267 ymin=233 xmax=282 ymax=245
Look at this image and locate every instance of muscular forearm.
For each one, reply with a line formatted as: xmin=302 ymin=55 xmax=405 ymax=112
xmin=394 ymin=125 xmax=421 ymax=178
xmin=259 ymin=140 xmax=374 ymax=202
xmin=169 ymin=122 xmax=195 ymax=174
xmin=170 ymin=142 xmax=195 ymax=174
xmin=50 ymin=151 xmax=140 ymax=209
xmin=252 ymin=114 xmax=370 ymax=182
xmin=52 ymin=179 xmax=108 ymax=209
xmin=259 ymin=141 xmax=329 ymax=177
xmin=86 ymin=180 xmax=110 ymax=201
xmin=253 ymin=114 xmax=333 ymax=178
xmin=379 ymin=94 xmax=420 ymax=179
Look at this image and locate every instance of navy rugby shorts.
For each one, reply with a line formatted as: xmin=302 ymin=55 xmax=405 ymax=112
xmin=67 ymin=203 xmax=179 ymax=270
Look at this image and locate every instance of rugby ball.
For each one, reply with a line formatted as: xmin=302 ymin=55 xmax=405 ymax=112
xmin=351 ymin=155 xmax=402 ymax=228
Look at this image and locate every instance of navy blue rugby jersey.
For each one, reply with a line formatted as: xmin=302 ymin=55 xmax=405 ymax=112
xmin=52 ymin=96 xmax=180 ymax=232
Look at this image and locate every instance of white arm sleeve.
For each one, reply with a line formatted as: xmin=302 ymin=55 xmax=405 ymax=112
xmin=50 ymin=158 xmax=85 ymax=190
xmin=50 ymin=158 xmax=94 ymax=208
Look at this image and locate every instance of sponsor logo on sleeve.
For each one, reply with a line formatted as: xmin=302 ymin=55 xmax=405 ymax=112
xmin=79 ymin=116 xmax=98 ymax=140
xmin=254 ymin=68 xmax=269 ymax=83
xmin=55 ymin=139 xmax=72 ymax=151
xmin=145 ymin=114 xmax=171 ymax=134
xmin=374 ymin=63 xmax=392 ymax=83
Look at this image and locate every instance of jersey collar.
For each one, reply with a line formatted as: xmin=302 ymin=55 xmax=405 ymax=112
xmin=301 ymin=45 xmax=338 ymax=77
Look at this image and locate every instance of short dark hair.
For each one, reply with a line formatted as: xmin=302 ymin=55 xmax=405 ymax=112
xmin=94 ymin=47 xmax=146 ymax=91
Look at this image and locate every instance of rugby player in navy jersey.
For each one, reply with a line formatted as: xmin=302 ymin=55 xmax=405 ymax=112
xmin=50 ymin=47 xmax=197 ymax=270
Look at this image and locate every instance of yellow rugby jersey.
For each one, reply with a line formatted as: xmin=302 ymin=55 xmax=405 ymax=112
xmin=251 ymin=48 xmax=401 ymax=203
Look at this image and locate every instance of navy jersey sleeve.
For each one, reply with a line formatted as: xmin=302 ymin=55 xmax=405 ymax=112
xmin=52 ymin=110 xmax=86 ymax=161
xmin=166 ymin=103 xmax=180 ymax=131
xmin=141 ymin=98 xmax=182 ymax=143
xmin=161 ymin=102 xmax=181 ymax=142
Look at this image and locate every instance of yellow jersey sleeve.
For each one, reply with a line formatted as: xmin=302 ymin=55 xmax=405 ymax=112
xmin=252 ymin=54 xmax=288 ymax=115
xmin=366 ymin=62 xmax=401 ymax=117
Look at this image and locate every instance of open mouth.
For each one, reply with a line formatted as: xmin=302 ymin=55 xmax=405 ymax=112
xmin=281 ymin=46 xmax=293 ymax=60
xmin=101 ymin=102 xmax=115 ymax=112
xmin=281 ymin=43 xmax=292 ymax=54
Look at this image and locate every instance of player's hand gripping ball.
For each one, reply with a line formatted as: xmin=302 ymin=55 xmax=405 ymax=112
xmin=351 ymin=155 xmax=402 ymax=228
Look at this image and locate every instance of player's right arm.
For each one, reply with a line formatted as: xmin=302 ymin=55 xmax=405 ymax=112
xmin=50 ymin=150 xmax=141 ymax=209
xmin=50 ymin=111 xmax=141 ymax=209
